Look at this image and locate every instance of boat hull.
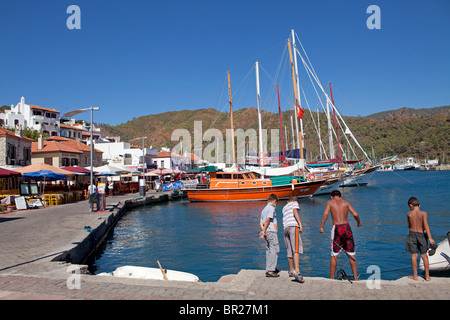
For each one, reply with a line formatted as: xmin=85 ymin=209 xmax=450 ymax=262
xmin=98 ymin=266 xmax=200 ymax=282
xmin=184 ymin=179 xmax=325 ymax=202
xmin=339 ymin=166 xmax=379 ymax=187
xmin=419 ymin=234 xmax=450 ymax=272
xmin=313 ymin=178 xmax=342 ymax=196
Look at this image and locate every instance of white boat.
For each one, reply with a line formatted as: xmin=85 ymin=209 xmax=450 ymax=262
xmin=97 ymin=265 xmax=201 ymax=282
xmin=339 ymin=165 xmax=379 ymax=187
xmin=420 ymin=232 xmax=450 ymax=272
xmin=313 ymin=177 xmax=343 ymax=195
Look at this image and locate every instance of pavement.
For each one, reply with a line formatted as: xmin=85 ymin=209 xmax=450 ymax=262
xmin=0 ymin=191 xmax=449 ymax=301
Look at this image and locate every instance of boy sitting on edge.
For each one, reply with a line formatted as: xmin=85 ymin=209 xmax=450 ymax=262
xmin=259 ymin=194 xmax=280 ymax=277
xmin=406 ymin=197 xmax=435 ymax=281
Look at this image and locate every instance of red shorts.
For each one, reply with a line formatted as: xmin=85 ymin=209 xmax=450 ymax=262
xmin=331 ymin=223 xmax=355 ymax=256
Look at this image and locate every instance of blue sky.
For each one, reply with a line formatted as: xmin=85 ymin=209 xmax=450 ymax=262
xmin=1 ymin=0 xmax=449 ymax=125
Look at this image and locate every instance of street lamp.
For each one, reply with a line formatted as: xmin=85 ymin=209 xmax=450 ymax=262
xmin=129 ymin=136 xmax=147 ymax=196
xmin=63 ymin=106 xmax=100 ymax=212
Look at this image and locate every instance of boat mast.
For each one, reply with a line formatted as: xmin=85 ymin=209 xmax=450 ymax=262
xmin=255 ymin=61 xmax=264 ymax=155
xmin=277 ymin=84 xmax=286 ymax=162
xmin=287 ymin=38 xmax=304 ymax=159
xmin=291 ymin=29 xmax=304 ymax=153
xmin=326 ymin=98 xmax=335 ymax=160
xmin=227 ymin=71 xmax=237 ymax=165
xmin=329 ymin=82 xmax=342 ymax=165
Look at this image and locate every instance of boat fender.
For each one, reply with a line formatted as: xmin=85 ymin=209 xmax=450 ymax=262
xmin=291 ymin=183 xmax=294 ymax=190
xmin=308 ymin=174 xmax=316 ymax=181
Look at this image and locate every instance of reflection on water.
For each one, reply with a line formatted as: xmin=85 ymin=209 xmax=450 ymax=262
xmin=91 ymin=171 xmax=450 ymax=282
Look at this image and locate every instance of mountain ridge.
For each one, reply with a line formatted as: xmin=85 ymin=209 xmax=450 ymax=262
xmin=97 ymin=105 xmax=449 ymax=162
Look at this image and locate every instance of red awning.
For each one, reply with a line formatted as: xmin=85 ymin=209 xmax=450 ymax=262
xmin=0 ymin=167 xmax=21 ymax=177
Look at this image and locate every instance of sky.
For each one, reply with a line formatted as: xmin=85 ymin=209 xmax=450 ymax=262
xmin=1 ymin=0 xmax=449 ymax=126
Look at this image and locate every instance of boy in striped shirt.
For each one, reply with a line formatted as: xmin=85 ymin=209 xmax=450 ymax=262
xmin=282 ymin=195 xmax=304 ymax=283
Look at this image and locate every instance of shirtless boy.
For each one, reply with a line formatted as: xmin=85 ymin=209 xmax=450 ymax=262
xmin=319 ymin=190 xmax=362 ymax=280
xmin=406 ymin=197 xmax=435 ymax=281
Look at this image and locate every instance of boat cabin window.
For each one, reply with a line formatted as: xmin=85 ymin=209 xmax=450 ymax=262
xmin=236 ymin=174 xmax=244 ymax=180
xmin=216 ymin=173 xmax=232 ymax=179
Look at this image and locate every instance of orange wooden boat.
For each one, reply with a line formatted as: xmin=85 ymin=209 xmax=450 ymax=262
xmin=183 ymin=171 xmax=325 ymax=202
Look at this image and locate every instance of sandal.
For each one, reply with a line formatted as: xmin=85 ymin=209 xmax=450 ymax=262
xmin=265 ymin=271 xmax=280 ymax=277
xmin=288 ymin=271 xmax=295 ymax=277
xmin=293 ymin=272 xmax=305 ymax=283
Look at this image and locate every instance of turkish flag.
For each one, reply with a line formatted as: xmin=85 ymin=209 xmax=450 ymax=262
xmin=296 ymin=102 xmax=304 ymax=119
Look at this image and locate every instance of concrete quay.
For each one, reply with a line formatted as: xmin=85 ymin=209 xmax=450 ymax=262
xmin=0 ymin=191 xmax=449 ymax=301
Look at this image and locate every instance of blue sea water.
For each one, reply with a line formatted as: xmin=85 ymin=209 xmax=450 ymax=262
xmin=91 ymin=171 xmax=450 ymax=282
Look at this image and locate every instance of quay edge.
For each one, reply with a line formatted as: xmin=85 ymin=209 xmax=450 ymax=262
xmin=51 ymin=193 xmax=170 ymax=266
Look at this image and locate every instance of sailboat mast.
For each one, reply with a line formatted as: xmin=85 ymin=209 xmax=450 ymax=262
xmin=287 ymin=38 xmax=304 ymax=159
xmin=255 ymin=61 xmax=264 ymax=155
xmin=291 ymin=29 xmax=304 ymax=153
xmin=329 ymin=82 xmax=342 ymax=166
xmin=277 ymin=85 xmax=286 ymax=162
xmin=227 ymin=71 xmax=237 ymax=165
xmin=326 ymin=99 xmax=335 ymax=159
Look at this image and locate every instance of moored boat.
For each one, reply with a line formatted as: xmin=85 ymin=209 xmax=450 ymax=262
xmin=420 ymin=232 xmax=450 ymax=272
xmin=97 ymin=265 xmax=200 ymax=282
xmin=182 ymin=170 xmax=325 ymax=202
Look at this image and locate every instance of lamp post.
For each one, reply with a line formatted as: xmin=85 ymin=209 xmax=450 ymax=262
xmin=63 ymin=106 xmax=100 ymax=212
xmin=129 ymin=136 xmax=147 ymax=196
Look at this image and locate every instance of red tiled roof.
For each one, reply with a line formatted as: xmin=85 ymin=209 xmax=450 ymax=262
xmin=31 ymin=140 xmax=83 ymax=154
xmin=60 ymin=123 xmax=84 ymax=130
xmin=29 ymin=105 xmax=60 ymax=114
xmin=0 ymin=127 xmax=33 ymax=142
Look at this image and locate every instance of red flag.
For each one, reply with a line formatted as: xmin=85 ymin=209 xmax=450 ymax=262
xmin=296 ymin=102 xmax=304 ymax=119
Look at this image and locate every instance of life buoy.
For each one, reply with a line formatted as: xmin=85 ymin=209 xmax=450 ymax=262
xmin=308 ymin=174 xmax=316 ymax=181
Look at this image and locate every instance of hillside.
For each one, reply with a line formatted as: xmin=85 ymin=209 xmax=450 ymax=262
xmin=97 ymin=105 xmax=450 ymax=163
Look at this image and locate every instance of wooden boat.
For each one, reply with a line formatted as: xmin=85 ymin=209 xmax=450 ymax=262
xmin=97 ymin=265 xmax=200 ymax=282
xmin=183 ymin=170 xmax=325 ymax=202
xmin=420 ymin=232 xmax=450 ymax=272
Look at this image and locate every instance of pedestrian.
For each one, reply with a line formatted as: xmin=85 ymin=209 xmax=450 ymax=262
xmin=406 ymin=196 xmax=435 ymax=281
xmin=108 ymin=180 xmax=114 ymax=197
xmin=259 ymin=193 xmax=280 ymax=277
xmin=88 ymin=181 xmax=98 ymax=212
xmin=319 ymin=190 xmax=362 ymax=280
xmin=282 ymin=195 xmax=304 ymax=283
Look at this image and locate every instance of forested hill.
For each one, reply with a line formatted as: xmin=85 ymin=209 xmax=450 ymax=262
xmin=98 ymin=105 xmax=449 ymax=162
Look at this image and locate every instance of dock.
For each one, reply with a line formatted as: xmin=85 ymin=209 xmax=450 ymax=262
xmin=0 ymin=191 xmax=449 ymax=301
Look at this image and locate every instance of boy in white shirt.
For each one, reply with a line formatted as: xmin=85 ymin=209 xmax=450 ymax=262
xmin=282 ymin=195 xmax=304 ymax=283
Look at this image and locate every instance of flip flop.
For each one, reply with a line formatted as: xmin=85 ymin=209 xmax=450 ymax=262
xmin=265 ymin=271 xmax=280 ymax=277
xmin=428 ymin=243 xmax=438 ymax=256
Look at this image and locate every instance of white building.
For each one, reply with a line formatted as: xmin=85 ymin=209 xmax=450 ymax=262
xmin=0 ymin=97 xmax=60 ymax=137
xmin=152 ymin=151 xmax=193 ymax=170
xmin=93 ymin=141 xmax=158 ymax=171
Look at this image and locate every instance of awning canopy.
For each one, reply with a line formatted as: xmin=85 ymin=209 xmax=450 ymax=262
xmin=0 ymin=167 xmax=21 ymax=177
xmin=15 ymin=163 xmax=75 ymax=177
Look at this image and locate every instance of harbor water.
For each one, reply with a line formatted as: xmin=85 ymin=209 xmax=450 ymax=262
xmin=91 ymin=171 xmax=450 ymax=282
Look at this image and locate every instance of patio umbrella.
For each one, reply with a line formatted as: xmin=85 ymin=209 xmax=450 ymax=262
xmin=22 ymin=170 xmax=67 ymax=195
xmin=15 ymin=163 xmax=75 ymax=178
xmin=22 ymin=170 xmax=67 ymax=181
xmin=62 ymin=166 xmax=94 ymax=176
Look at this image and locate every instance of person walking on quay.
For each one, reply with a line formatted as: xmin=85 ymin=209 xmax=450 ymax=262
xmin=259 ymin=193 xmax=280 ymax=277
xmin=319 ymin=190 xmax=362 ymax=280
xmin=282 ymin=195 xmax=305 ymax=283
xmin=88 ymin=181 xmax=98 ymax=212
xmin=406 ymin=196 xmax=435 ymax=281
